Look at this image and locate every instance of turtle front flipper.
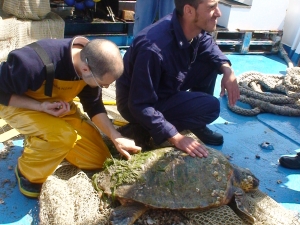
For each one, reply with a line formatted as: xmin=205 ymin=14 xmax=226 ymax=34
xmin=233 ymin=189 xmax=256 ymax=223
xmin=110 ymin=202 xmax=148 ymax=225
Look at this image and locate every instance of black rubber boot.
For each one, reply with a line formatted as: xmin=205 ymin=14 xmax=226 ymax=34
xmin=191 ymin=126 xmax=223 ymax=146
xmin=279 ymin=152 xmax=300 ymax=169
xmin=15 ymin=166 xmax=42 ymax=198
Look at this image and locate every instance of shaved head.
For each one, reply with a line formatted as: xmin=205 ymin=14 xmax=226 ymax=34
xmin=80 ymin=39 xmax=124 ymax=80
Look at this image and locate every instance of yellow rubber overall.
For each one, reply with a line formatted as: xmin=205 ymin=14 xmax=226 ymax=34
xmin=0 ymin=79 xmax=111 ymax=183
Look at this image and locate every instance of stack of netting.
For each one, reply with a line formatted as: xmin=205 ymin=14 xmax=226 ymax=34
xmin=39 ymin=150 xmax=300 ymax=225
xmin=39 ymin=163 xmax=111 ymax=225
xmin=0 ymin=0 xmax=64 ymax=62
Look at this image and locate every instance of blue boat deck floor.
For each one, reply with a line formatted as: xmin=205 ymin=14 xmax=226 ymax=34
xmin=0 ymin=53 xmax=299 ymax=224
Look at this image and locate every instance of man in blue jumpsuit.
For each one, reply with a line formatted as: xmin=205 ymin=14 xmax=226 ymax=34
xmin=116 ymin=0 xmax=240 ymax=158
xmin=0 ymin=37 xmax=141 ymax=197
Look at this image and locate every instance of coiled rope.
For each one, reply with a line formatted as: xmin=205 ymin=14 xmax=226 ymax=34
xmin=227 ymin=67 xmax=300 ymax=116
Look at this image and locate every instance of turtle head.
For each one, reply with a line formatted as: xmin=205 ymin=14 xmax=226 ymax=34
xmin=232 ymin=164 xmax=260 ymax=192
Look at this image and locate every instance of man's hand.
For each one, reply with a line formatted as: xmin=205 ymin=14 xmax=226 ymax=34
xmin=112 ymin=136 xmax=142 ymax=160
xmin=168 ymin=133 xmax=208 ymax=158
xmin=41 ymin=100 xmax=70 ymax=117
xmin=220 ymin=64 xmax=240 ymax=106
xmin=92 ymin=113 xmax=142 ymax=160
xmin=9 ymin=95 xmax=71 ymax=117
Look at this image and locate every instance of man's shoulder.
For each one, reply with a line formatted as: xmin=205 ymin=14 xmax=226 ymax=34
xmin=7 ymin=38 xmax=71 ymax=68
xmin=135 ymin=22 xmax=174 ymax=53
xmin=36 ymin=38 xmax=71 ymax=49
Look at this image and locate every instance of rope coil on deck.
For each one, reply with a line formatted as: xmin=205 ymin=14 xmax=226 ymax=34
xmin=228 ymin=67 xmax=300 ymax=116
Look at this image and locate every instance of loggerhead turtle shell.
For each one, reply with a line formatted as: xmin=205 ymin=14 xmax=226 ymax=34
xmin=94 ymin=147 xmax=259 ymax=210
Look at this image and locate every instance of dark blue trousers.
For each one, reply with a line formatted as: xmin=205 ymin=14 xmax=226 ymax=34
xmin=117 ymin=69 xmax=220 ymax=137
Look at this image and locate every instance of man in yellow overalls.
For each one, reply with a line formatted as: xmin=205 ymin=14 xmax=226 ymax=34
xmin=0 ymin=36 xmax=141 ymax=198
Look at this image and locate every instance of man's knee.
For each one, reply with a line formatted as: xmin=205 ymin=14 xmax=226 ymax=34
xmin=46 ymin=125 xmax=77 ymax=151
xmin=193 ymin=95 xmax=220 ymax=123
xmin=207 ymin=96 xmax=220 ymax=121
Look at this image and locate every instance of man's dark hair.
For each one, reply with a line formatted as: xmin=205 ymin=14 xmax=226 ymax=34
xmin=174 ymin=0 xmax=204 ymax=16
xmin=80 ymin=39 xmax=123 ymax=80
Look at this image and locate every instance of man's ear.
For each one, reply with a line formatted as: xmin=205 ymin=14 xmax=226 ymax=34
xmin=81 ymin=62 xmax=90 ymax=73
xmin=183 ymin=4 xmax=195 ymax=18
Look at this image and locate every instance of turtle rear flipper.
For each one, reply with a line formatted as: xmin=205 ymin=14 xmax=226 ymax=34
xmin=233 ymin=189 xmax=256 ymax=224
xmin=110 ymin=202 xmax=148 ymax=225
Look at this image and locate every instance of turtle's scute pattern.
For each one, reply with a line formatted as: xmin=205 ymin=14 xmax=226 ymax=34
xmin=95 ymin=147 xmax=259 ymax=211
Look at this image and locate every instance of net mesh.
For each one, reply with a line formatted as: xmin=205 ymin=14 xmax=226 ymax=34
xmin=39 ymin=163 xmax=111 ymax=225
xmin=0 ymin=11 xmax=64 ymax=62
xmin=39 ymin=163 xmax=300 ymax=225
xmin=39 ymin=83 xmax=300 ymax=225
xmin=2 ymin=0 xmax=50 ymax=20
xmin=239 ymin=190 xmax=300 ymax=225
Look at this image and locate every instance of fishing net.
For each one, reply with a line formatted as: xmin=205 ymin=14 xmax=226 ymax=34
xmin=0 ymin=11 xmax=64 ymax=62
xmin=39 ymin=84 xmax=300 ymax=224
xmin=182 ymin=190 xmax=300 ymax=225
xmin=39 ymin=163 xmax=111 ymax=225
xmin=39 ymin=153 xmax=300 ymax=225
xmin=2 ymin=0 xmax=50 ymax=20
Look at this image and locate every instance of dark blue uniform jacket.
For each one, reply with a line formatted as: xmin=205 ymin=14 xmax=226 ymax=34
xmin=118 ymin=10 xmax=231 ymax=143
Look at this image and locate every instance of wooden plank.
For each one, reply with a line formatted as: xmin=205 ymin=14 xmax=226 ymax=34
xmin=0 ymin=129 xmax=19 ymax=143
xmin=241 ymin=32 xmax=252 ymax=54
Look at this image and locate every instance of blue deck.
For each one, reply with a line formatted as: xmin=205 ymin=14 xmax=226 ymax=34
xmin=0 ymin=53 xmax=299 ymax=224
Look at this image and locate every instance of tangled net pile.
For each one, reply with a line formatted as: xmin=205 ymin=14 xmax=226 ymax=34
xmin=39 ymin=143 xmax=300 ymax=225
xmin=39 ymin=163 xmax=111 ymax=225
xmin=39 ymin=161 xmax=300 ymax=225
xmin=228 ymin=67 xmax=300 ymax=116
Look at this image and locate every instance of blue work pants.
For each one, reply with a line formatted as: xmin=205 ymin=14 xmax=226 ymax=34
xmin=118 ymin=70 xmax=220 ymax=138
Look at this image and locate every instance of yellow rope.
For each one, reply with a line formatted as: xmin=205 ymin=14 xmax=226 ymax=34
xmin=73 ymin=97 xmax=116 ymax=106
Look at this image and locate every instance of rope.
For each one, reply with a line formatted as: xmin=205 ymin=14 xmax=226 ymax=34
xmin=227 ymin=67 xmax=300 ymax=116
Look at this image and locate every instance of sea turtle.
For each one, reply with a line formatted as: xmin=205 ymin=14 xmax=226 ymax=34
xmin=92 ymin=147 xmax=259 ymax=225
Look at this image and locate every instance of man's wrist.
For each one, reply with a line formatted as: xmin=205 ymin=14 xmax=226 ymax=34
xmin=168 ymin=133 xmax=181 ymax=145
